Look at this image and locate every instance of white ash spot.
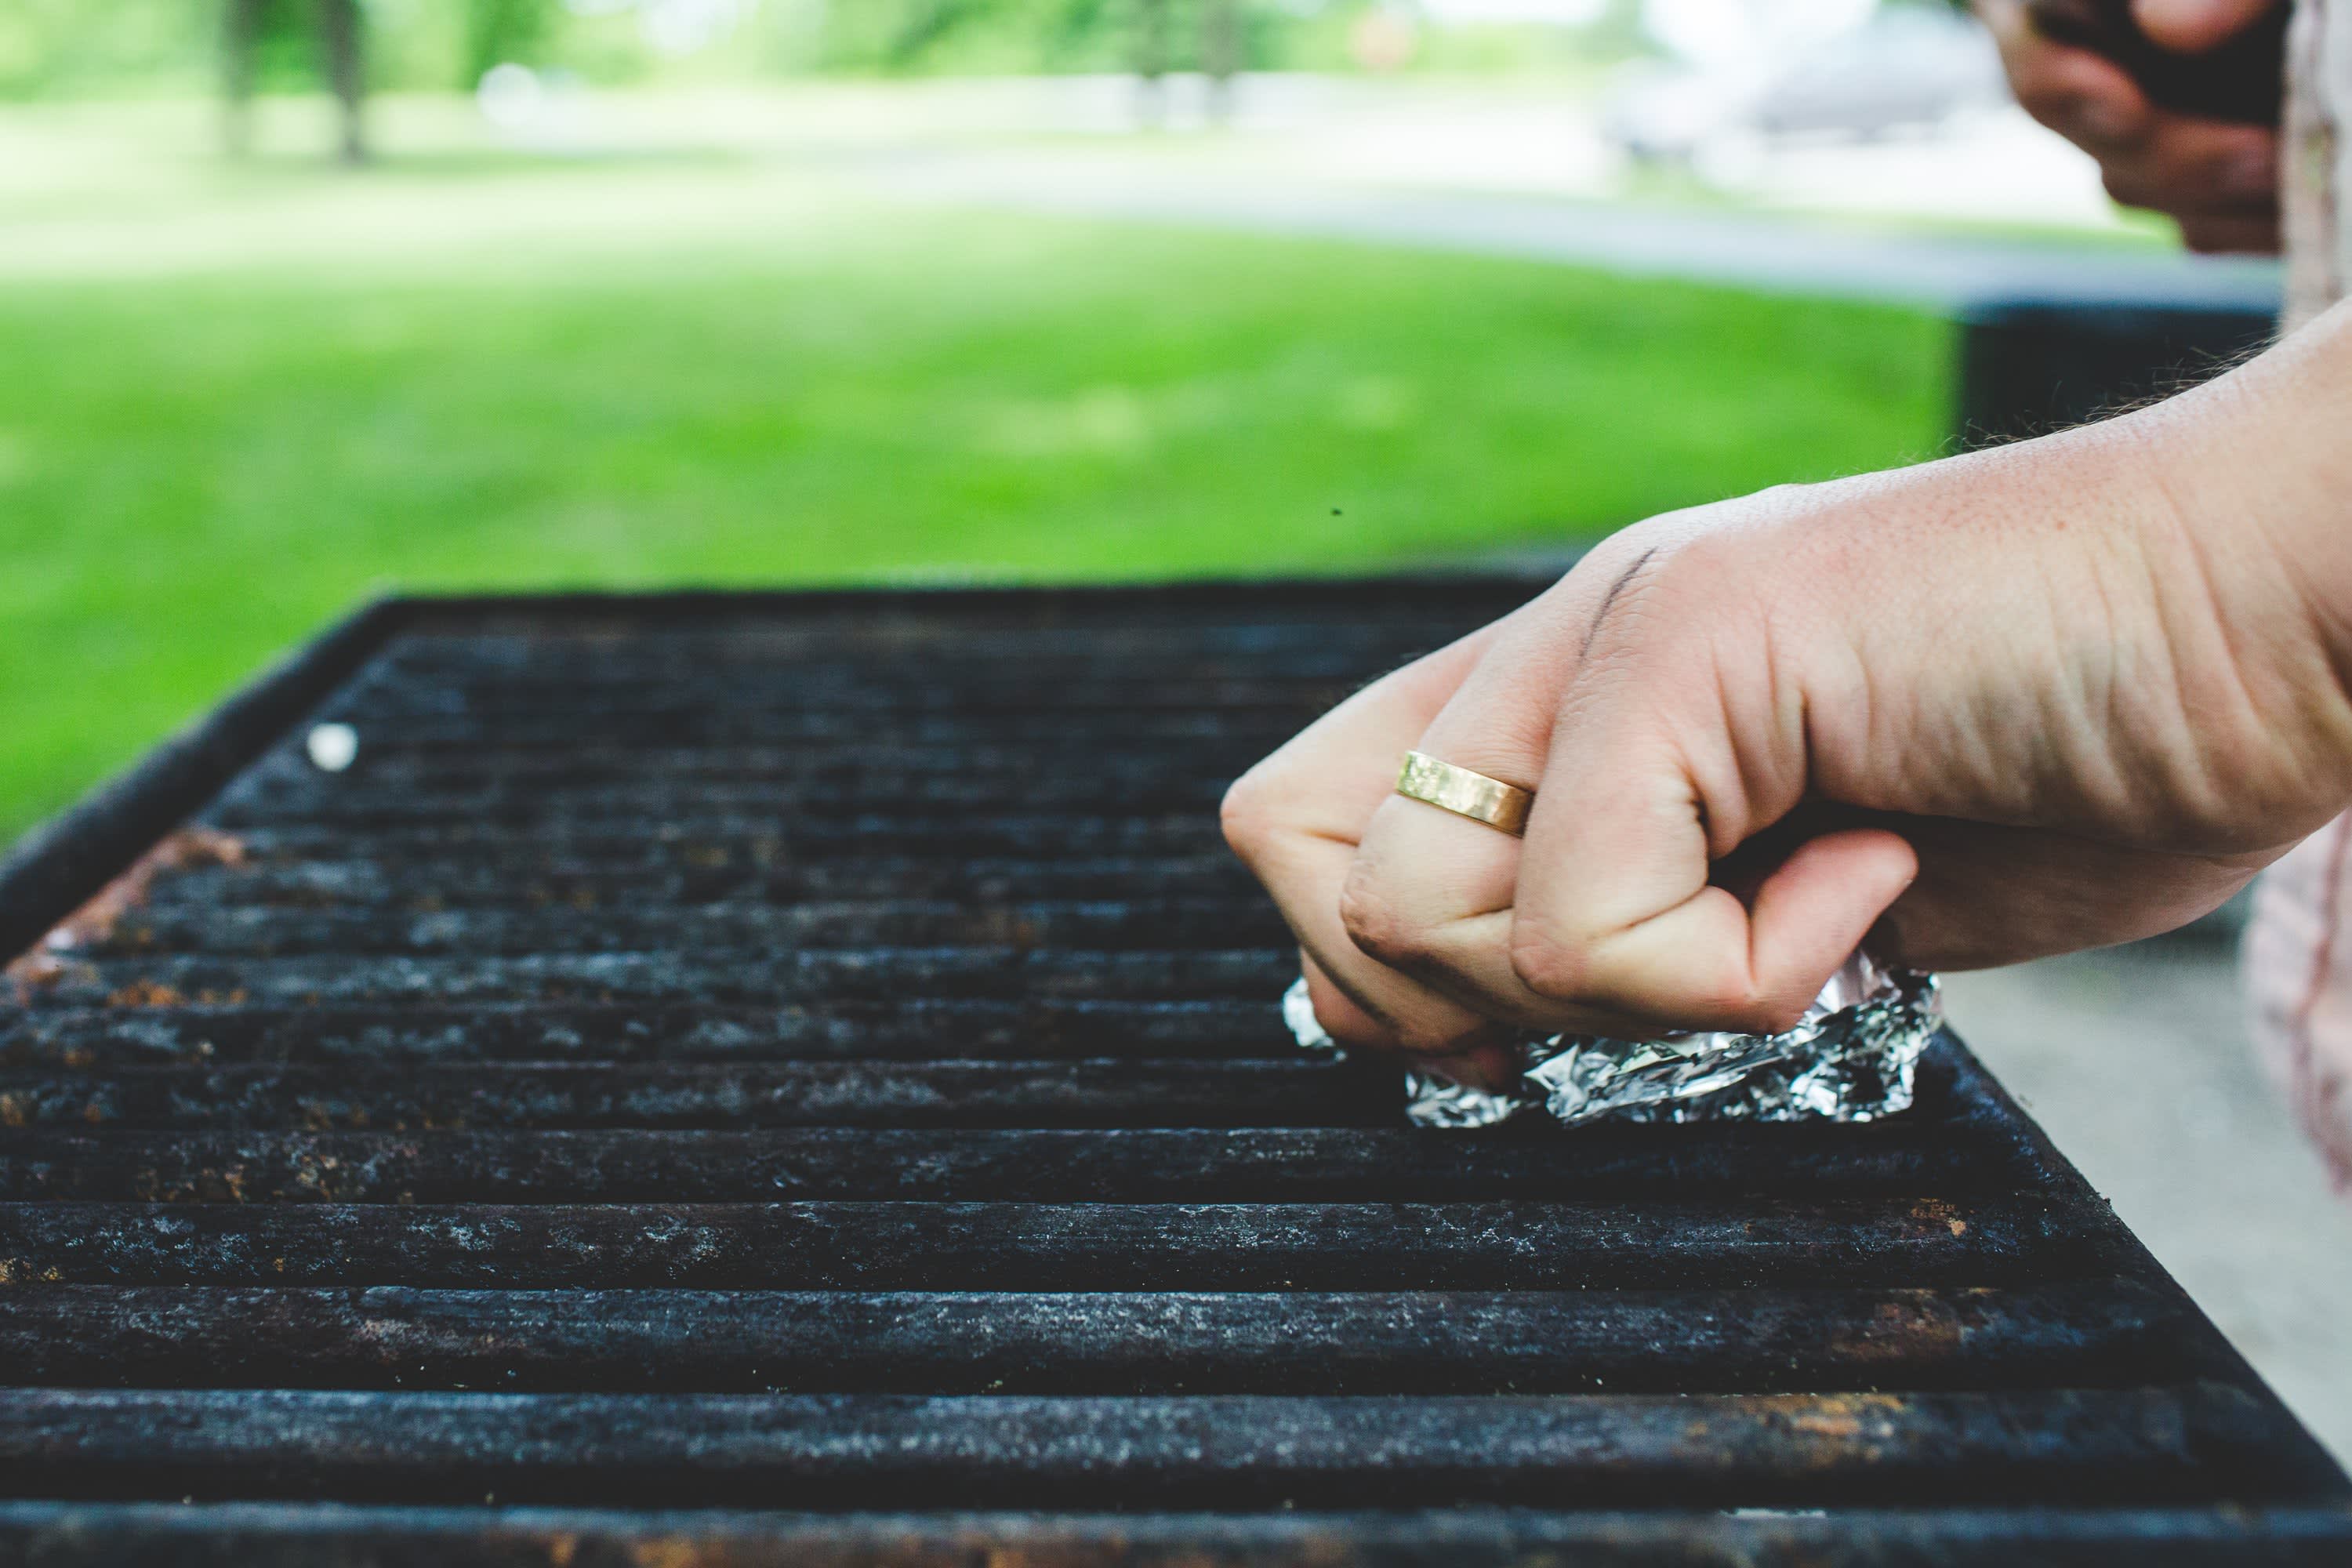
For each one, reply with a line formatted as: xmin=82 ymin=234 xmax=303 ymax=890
xmin=306 ymin=723 xmax=360 ymax=773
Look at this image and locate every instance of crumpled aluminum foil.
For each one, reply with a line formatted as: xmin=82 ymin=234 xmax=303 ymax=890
xmin=1283 ymin=954 xmax=1940 ymax=1129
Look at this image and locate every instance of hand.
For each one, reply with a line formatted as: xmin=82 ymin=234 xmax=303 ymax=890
xmin=1976 ymin=0 xmax=2281 ymax=252
xmin=1224 ymin=305 xmax=2352 ymax=1085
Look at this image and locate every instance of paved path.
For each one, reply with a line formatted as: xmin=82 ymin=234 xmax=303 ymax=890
xmin=869 ymin=148 xmax=2285 ymax=314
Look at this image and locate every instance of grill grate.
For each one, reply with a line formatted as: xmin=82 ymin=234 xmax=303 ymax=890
xmin=0 ymin=583 xmax=2347 ymax=1564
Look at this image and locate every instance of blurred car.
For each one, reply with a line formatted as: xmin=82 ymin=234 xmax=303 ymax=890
xmin=1604 ymin=7 xmax=2010 ymax=162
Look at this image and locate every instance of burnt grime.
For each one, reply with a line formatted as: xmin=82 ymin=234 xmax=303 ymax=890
xmin=0 ymin=584 xmax=2343 ymax=1564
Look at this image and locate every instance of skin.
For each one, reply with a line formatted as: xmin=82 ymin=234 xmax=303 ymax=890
xmin=1223 ymin=301 xmax=2352 ymax=1088
xmin=1974 ymin=0 xmax=2282 ymax=253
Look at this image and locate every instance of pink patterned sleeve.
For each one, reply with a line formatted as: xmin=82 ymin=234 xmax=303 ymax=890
xmin=2284 ymin=0 xmax=2343 ymax=328
xmin=2245 ymin=816 xmax=2352 ymax=1189
xmin=2241 ymin=2 xmax=2352 ymax=1187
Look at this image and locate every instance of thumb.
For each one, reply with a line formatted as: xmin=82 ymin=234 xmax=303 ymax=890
xmin=1509 ymin=600 xmax=1918 ymax=1033
xmin=2132 ymin=0 xmax=2278 ymax=54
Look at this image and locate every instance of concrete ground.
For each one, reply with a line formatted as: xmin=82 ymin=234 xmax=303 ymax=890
xmin=1945 ymin=943 xmax=2352 ymax=1465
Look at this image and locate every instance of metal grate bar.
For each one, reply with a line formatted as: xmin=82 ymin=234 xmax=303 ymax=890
xmin=1 ymin=583 xmax=2345 ymax=1561
xmin=2 ymin=1502 xmax=2348 ymax=1568
xmin=0 ymin=1116 xmax=2046 ymax=1204
xmin=206 ymin=781 xmax=1240 ymax=830
xmin=0 ymin=1385 xmax=2296 ymax=1510
xmin=78 ymin=898 xmax=1295 ymax=957
xmin=20 ymin=948 xmax=1304 ymax=1007
xmin=215 ymin=815 xmax=1232 ymax=860
xmin=0 ymin=1059 xmax=1397 ymax=1131
xmin=0 ymin=1198 xmax=2107 ymax=1290
xmin=0 ymin=997 xmax=1308 ymax=1062
xmin=0 ymin=1283 xmax=2199 ymax=1396
xmin=132 ymin=855 xmax=1263 ymax=911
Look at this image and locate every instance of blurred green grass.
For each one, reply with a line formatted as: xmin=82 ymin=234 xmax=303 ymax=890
xmin=0 ymin=125 xmax=1950 ymax=847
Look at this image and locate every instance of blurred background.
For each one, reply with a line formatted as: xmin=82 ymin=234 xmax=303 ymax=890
xmin=4 ymin=0 xmax=2345 ymax=1462
xmin=5 ymin=0 xmax=2289 ymax=851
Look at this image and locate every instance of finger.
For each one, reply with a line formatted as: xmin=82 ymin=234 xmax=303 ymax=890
xmin=1506 ymin=553 xmax=1918 ymax=1033
xmin=1337 ymin=550 xmax=1695 ymax=1037
xmin=1994 ymin=23 xmax=2158 ymax=151
xmin=2100 ymin=118 xmax=2277 ymax=209
xmin=2176 ymin=208 xmax=2282 ymax=252
xmin=1337 ymin=595 xmax=1566 ymax=1018
xmin=2133 ymin=0 xmax=2280 ymax=54
xmin=1867 ymin=818 xmax=2277 ymax=967
xmin=1515 ymin=718 xmax=1919 ymax=1029
xmin=1222 ymin=619 xmax=1513 ymax=1058
xmin=1300 ymin=950 xmax=1385 ymax=1046
xmin=1280 ymin=827 xmax=1499 ymax=1051
xmin=1302 ymin=945 xmax=1520 ymax=1092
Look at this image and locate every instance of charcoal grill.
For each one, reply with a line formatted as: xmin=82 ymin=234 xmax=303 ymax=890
xmin=1 ymin=581 xmax=2347 ymax=1566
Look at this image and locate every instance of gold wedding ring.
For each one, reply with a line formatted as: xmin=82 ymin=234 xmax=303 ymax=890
xmin=1395 ymin=750 xmax=1534 ymax=837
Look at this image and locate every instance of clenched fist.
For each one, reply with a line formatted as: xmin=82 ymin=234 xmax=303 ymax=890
xmin=1225 ymin=303 xmax=2352 ymax=1087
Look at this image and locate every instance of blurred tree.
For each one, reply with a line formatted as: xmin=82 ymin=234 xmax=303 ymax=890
xmin=1133 ymin=0 xmax=1169 ymax=77
xmin=808 ymin=0 xmax=1234 ymax=77
xmin=221 ymin=0 xmax=365 ymax=162
xmin=1133 ymin=0 xmax=1247 ymax=123
xmin=1201 ymin=0 xmax=1241 ymax=82
xmin=885 ymin=0 xmax=976 ymax=68
xmin=465 ymin=0 xmax=554 ymax=88
xmin=0 ymin=0 xmax=211 ymax=99
xmin=0 ymin=0 xmax=1637 ymax=104
xmin=855 ymin=0 xmax=1107 ymax=72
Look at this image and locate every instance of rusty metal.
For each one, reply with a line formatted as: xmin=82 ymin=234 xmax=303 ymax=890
xmin=0 ymin=1283 xmax=2194 ymax=1394
xmin=0 ymin=583 xmax=2346 ymax=1563
xmin=0 ymin=1119 xmax=2038 ymax=1205
xmin=0 ymin=1385 xmax=2294 ymax=1508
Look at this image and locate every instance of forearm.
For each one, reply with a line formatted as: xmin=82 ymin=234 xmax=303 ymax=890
xmin=2122 ymin=301 xmax=2352 ymax=820
xmin=2196 ymin=301 xmax=2352 ymax=649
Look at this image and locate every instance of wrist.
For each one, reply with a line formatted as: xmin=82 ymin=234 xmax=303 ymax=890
xmin=2139 ymin=303 xmax=2352 ymax=659
xmin=2106 ymin=301 xmax=2352 ymax=827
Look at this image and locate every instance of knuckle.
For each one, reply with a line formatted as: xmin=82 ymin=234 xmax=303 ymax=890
xmin=1218 ymin=768 xmax=1280 ymax=861
xmin=1459 ymin=710 xmax=1557 ymax=780
xmin=1338 ymin=871 xmax=1437 ymax=970
xmin=1651 ymin=528 xmax=1737 ymax=587
xmin=1574 ymin=538 xmax=1686 ymax=657
xmin=1508 ymin=921 xmax=1591 ymax=1003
